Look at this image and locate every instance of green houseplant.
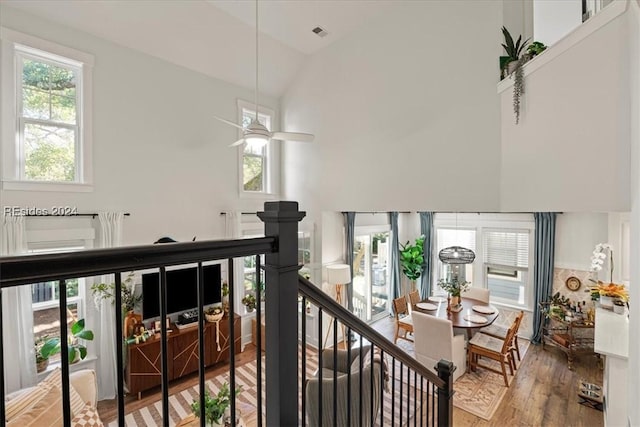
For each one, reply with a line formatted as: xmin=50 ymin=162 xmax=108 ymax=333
xmin=39 ymin=319 xmax=94 ymax=364
xmin=526 ymin=41 xmax=547 ymax=58
xmin=190 ymin=382 xmax=242 ymax=426
xmin=242 ymin=293 xmax=256 ymax=312
xmin=91 ymin=272 xmax=141 ymax=312
xmin=437 ymin=275 xmax=470 ymax=308
xmin=400 ymin=235 xmax=425 ymax=291
xmin=501 ymin=26 xmax=530 ymax=124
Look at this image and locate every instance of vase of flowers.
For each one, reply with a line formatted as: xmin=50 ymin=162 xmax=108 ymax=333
xmin=587 ymin=243 xmax=629 ymax=308
xmin=437 ymin=275 xmax=470 ymax=308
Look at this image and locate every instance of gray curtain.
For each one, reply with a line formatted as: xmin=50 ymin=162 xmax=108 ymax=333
xmin=344 ymin=212 xmax=356 ymax=311
xmin=531 ymin=212 xmax=557 ymax=344
xmin=419 ymin=212 xmax=435 ymax=300
xmin=389 ymin=212 xmax=401 ymax=302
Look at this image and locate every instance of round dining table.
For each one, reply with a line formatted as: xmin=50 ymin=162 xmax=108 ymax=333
xmin=414 ymin=296 xmax=499 ymax=339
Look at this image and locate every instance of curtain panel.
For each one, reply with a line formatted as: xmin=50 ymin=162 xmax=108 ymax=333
xmin=96 ymin=212 xmax=124 ymax=399
xmin=419 ymin=212 xmax=435 ymax=300
xmin=343 ymin=212 xmax=356 ymax=311
xmin=389 ymin=212 xmax=401 ymax=302
xmin=531 ymin=212 xmax=557 ymax=344
xmin=1 ymin=214 xmax=37 ymax=393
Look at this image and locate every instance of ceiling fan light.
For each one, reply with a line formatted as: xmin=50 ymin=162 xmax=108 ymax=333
xmin=245 ymin=135 xmax=269 ymax=149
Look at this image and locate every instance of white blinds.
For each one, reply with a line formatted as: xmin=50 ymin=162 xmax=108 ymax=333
xmin=483 ymin=230 xmax=529 ymax=268
xmin=437 ymin=229 xmax=476 ymax=251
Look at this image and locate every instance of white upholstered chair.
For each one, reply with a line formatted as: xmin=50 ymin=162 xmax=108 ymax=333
xmin=412 ymin=311 xmax=466 ymax=382
xmin=462 ymin=287 xmax=490 ymax=304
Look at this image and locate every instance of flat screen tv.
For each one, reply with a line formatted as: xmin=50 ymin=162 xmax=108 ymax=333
xmin=141 ymin=264 xmax=221 ymax=320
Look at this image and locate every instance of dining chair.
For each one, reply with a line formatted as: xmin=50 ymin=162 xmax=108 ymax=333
xmin=462 ymin=287 xmax=490 ymax=304
xmin=413 ymin=311 xmax=466 ymax=382
xmin=407 ymin=290 xmax=420 ymax=311
xmin=480 ymin=310 xmax=525 ymax=364
xmin=467 ymin=325 xmax=517 ymax=387
xmin=392 ymin=296 xmax=413 ymax=343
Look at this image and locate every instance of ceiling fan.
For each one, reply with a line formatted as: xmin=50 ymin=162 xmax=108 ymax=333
xmin=214 ymin=0 xmax=314 ymax=148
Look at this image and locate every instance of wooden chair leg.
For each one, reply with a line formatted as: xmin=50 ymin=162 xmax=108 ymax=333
xmin=507 ymin=355 xmax=514 ymax=376
xmin=500 ymin=359 xmax=509 ymax=387
xmin=515 ymin=336 xmax=521 ymax=361
xmin=394 ymin=324 xmax=400 ymax=344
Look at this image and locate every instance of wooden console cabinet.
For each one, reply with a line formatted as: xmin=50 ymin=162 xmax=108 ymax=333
xmin=126 ymin=313 xmax=241 ymax=397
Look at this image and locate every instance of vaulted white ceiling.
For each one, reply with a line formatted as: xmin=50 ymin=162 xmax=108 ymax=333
xmin=3 ymin=0 xmax=393 ymax=97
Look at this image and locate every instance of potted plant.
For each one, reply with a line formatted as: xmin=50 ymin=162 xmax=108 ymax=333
xmin=190 ymin=382 xmax=242 ymax=426
xmin=242 ymin=293 xmax=256 ymax=312
xmin=35 ymin=335 xmax=51 ymax=373
xmin=400 ymin=235 xmax=425 ymax=292
xmin=91 ymin=272 xmax=141 ymax=313
xmin=437 ymin=275 xmax=470 ymax=308
xmin=221 ymin=281 xmax=229 ymax=313
xmin=39 ymin=319 xmax=95 ymax=364
xmin=527 ymin=41 xmax=547 ymax=58
xmin=501 ymin=26 xmax=530 ymax=124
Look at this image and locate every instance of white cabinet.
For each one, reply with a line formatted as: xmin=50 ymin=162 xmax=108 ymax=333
xmin=594 ymin=307 xmax=629 ymax=427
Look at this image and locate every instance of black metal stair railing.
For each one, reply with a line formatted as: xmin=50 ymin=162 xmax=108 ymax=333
xmin=298 ymin=275 xmax=454 ymax=427
xmin=0 ymin=201 xmax=304 ymax=427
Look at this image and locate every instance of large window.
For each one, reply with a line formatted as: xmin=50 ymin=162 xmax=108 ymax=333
xmin=434 ymin=228 xmax=476 ymax=294
xmin=483 ymin=230 xmax=530 ymax=306
xmin=240 ymin=105 xmax=272 ymax=194
xmin=432 ymin=214 xmax=534 ymax=309
xmin=1 ymin=29 xmax=93 ymax=190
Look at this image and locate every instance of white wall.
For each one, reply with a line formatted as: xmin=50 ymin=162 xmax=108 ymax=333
xmin=0 ymin=6 xmax=280 ymax=246
xmin=282 ymin=1 xmax=503 ymax=215
xmin=504 ymin=0 xmax=534 ymax=47
xmin=533 ymin=0 xmax=582 ymax=46
xmin=554 ymin=213 xmax=608 ymax=270
xmin=627 ymin=1 xmax=640 ymax=424
xmin=500 ymin=5 xmax=630 ymax=212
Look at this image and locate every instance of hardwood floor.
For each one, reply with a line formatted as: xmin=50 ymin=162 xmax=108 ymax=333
xmin=98 ymin=316 xmax=604 ymax=426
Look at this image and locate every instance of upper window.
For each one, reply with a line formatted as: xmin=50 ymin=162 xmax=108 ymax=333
xmin=237 ymin=100 xmax=278 ymax=196
xmin=1 ymin=28 xmax=93 ymax=191
xmin=241 ymin=107 xmax=271 ymax=192
xmin=18 ymin=48 xmax=80 ymax=182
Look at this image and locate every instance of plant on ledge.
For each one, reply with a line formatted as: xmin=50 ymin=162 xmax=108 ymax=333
xmin=190 ymin=382 xmax=242 ymax=426
xmin=501 ymin=26 xmax=530 ymax=124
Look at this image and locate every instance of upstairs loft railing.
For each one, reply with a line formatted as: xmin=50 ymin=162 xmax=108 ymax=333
xmin=0 ymin=201 xmax=454 ymax=426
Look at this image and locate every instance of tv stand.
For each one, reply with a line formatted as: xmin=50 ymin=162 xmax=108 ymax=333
xmin=126 ymin=313 xmax=241 ymax=398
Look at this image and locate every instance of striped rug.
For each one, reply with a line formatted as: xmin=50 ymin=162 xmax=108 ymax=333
xmin=110 ymin=347 xmax=435 ymax=426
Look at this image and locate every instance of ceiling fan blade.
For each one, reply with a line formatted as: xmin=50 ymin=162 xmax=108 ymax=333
xmin=229 ymin=138 xmax=246 ymax=147
xmin=214 ymin=115 xmax=245 ymax=130
xmin=271 ymin=132 xmax=315 ymax=143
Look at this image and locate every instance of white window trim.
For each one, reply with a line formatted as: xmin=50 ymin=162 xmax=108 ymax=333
xmin=236 ymin=99 xmax=279 ymax=198
xmin=0 ymin=27 xmax=93 ymax=192
xmin=354 ymin=224 xmax=391 ymax=322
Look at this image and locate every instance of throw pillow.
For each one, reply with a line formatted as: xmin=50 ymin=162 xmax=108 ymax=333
xmin=40 ymin=368 xmax=87 ymax=417
xmin=71 ymin=403 xmax=104 ymax=426
xmin=7 ymin=383 xmax=63 ymax=426
xmin=4 ymin=384 xmax=51 ymax=422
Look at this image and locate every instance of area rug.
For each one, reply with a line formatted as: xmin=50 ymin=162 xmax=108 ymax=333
xmin=453 ymin=339 xmax=531 ymax=420
xmin=109 ymin=347 xmax=428 ymax=426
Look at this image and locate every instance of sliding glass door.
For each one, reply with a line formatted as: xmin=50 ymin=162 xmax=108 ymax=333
xmin=352 ymin=230 xmax=390 ymax=323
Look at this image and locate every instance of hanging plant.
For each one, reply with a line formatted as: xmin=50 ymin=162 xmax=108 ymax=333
xmin=512 ymin=57 xmax=526 ymax=124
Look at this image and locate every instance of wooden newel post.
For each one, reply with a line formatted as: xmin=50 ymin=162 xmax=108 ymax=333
xmin=436 ymin=359 xmax=455 ymax=427
xmin=258 ymin=201 xmax=306 ymax=427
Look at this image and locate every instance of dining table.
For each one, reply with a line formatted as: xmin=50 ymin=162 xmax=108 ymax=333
xmin=413 ymin=296 xmax=499 ymax=339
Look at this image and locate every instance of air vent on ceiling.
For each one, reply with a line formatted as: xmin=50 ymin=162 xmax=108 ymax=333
xmin=312 ymin=26 xmax=329 ymax=38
